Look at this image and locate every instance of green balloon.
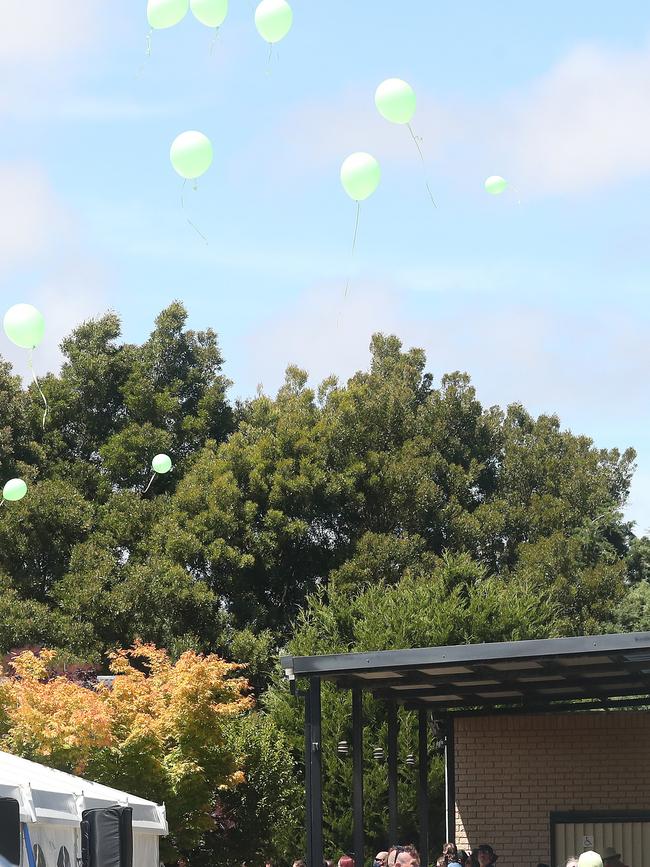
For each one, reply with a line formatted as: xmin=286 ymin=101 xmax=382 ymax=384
xmin=147 ymin=0 xmax=189 ymax=29
xmin=340 ymin=153 xmax=381 ymax=201
xmin=485 ymin=175 xmax=508 ymax=195
xmin=3 ymin=304 xmax=45 ymax=350
xmin=254 ymin=0 xmax=293 ymax=44
xmin=375 ymin=78 xmax=416 ymax=125
xmin=190 ymin=0 xmax=227 ymax=27
xmin=152 ymin=454 xmax=173 ymax=474
xmin=170 ymin=131 xmax=213 ymax=180
xmin=3 ymin=478 xmax=27 ymax=502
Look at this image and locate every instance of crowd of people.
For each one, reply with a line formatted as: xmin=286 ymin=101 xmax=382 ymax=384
xmin=177 ymin=839 xmax=630 ymax=867
xmin=282 ymin=840 xmax=631 ymax=867
xmin=287 ymin=840 xmax=499 ymax=867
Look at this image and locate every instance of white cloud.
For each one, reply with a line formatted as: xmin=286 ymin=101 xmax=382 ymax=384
xmin=252 ymin=38 xmax=650 ymax=199
xmin=0 ymin=1 xmax=104 ymax=66
xmin=0 ymin=162 xmax=71 ymax=278
xmin=232 ymin=88 xmax=454 ymax=185
xmin=242 ymin=280 xmax=409 ymax=395
xmin=0 ymin=1 xmax=112 ymax=118
xmin=245 ymin=283 xmax=650 ymax=441
xmin=0 ymin=160 xmax=108 ymax=376
xmin=505 ymin=42 xmax=650 ymax=195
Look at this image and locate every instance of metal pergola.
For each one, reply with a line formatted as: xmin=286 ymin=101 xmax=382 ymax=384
xmin=280 ymin=632 xmax=650 ymax=867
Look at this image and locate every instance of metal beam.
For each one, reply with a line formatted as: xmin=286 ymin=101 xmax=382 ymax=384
xmin=307 ymin=678 xmax=323 ymax=867
xmin=281 ymin=632 xmax=650 ymax=679
xmin=434 ymin=695 xmax=650 ymax=718
xmin=387 ymin=702 xmax=398 ymax=844
xmin=352 ymin=688 xmax=364 ymax=867
xmin=418 ymin=709 xmax=429 ymax=867
xmin=444 ymin=718 xmax=455 ymax=844
xmin=304 ymin=689 xmax=313 ymax=866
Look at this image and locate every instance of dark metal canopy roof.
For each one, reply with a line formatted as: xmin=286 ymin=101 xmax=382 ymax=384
xmin=280 ymin=632 xmax=650 ymax=714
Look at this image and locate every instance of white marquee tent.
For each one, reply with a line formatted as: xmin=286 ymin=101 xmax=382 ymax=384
xmin=0 ymin=751 xmax=167 ymax=867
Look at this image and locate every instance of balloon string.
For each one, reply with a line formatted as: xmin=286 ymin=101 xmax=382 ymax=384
xmin=344 ymin=201 xmax=361 ymax=298
xmin=407 ymin=123 xmax=437 ymax=208
xmin=209 ymin=26 xmax=220 ymax=55
xmin=28 ymin=349 xmax=48 ymax=430
xmin=143 ymin=473 xmax=156 ymax=495
xmin=265 ymin=43 xmax=273 ymax=76
xmin=136 ymin=28 xmax=153 ymax=77
xmin=180 ymin=179 xmax=209 ymax=245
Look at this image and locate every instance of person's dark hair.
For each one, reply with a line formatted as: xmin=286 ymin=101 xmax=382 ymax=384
xmin=444 ymin=846 xmax=458 ymax=861
xmin=457 ymin=853 xmax=468 ymax=867
xmin=477 ymin=847 xmax=497 ymax=864
xmin=293 ymin=861 xmax=306 ymax=867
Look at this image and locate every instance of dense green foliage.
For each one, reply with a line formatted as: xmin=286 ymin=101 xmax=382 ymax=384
xmin=1 ymin=302 xmax=647 ymax=864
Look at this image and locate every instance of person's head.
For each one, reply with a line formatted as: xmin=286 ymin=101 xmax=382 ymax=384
xmin=177 ymin=858 xmax=188 ymax=867
xmin=375 ymin=853 xmax=389 ymax=867
xmin=603 ymin=849 xmax=622 ymax=865
xmin=393 ymin=846 xmax=419 ymax=867
xmin=293 ymin=860 xmax=306 ymax=867
xmin=338 ymin=856 xmax=355 ymax=867
xmin=457 ymin=852 xmax=469 ymax=867
xmin=444 ymin=845 xmax=458 ymax=862
xmin=476 ymin=846 xmax=496 ymax=867
xmin=565 ymin=858 xmax=579 ymax=867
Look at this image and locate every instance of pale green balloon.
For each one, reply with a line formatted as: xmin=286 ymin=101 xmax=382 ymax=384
xmin=3 ymin=478 xmax=27 ymax=502
xmin=375 ymin=78 xmax=416 ymax=125
xmin=254 ymin=0 xmax=293 ymax=44
xmin=147 ymin=0 xmax=189 ymax=29
xmin=3 ymin=304 xmax=45 ymax=350
xmin=340 ymin=153 xmax=381 ymax=201
xmin=190 ymin=0 xmax=227 ymax=27
xmin=152 ymin=454 xmax=173 ymax=474
xmin=578 ymin=854 xmax=602 ymax=867
xmin=170 ymin=131 xmax=213 ymax=179
xmin=485 ymin=175 xmax=508 ymax=195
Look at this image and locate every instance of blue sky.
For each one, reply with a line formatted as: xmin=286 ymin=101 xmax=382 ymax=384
xmin=1 ymin=1 xmax=650 ymax=531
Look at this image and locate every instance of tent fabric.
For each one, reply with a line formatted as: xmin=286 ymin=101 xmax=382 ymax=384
xmin=0 ymin=752 xmax=166 ymax=834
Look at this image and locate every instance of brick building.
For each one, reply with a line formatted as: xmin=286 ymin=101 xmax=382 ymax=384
xmin=281 ymin=633 xmax=650 ymax=867
xmin=454 ymin=711 xmax=650 ymax=867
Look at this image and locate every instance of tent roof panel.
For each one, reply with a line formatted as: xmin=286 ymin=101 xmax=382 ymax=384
xmin=0 ymin=751 xmax=167 ymax=833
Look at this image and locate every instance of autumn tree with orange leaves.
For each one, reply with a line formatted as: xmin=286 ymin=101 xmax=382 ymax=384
xmin=0 ymin=643 xmax=252 ymax=857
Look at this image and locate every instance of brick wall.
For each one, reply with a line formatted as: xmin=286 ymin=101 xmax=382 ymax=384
xmin=453 ymin=712 xmax=650 ymax=867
